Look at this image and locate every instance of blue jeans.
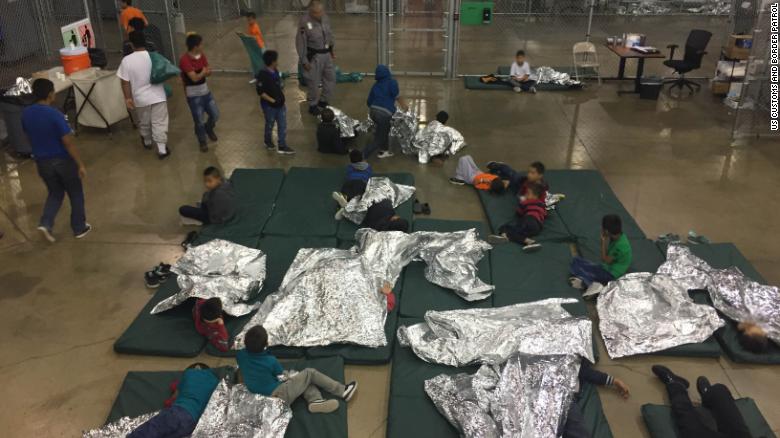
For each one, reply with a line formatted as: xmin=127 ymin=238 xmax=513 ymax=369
xmin=363 ymin=107 xmax=392 ymax=158
xmin=570 ymin=256 xmax=615 ymax=287
xmin=186 ymin=92 xmax=219 ymax=145
xmin=179 ymin=204 xmax=210 ymax=224
xmin=36 ymin=157 xmax=87 ymax=234
xmin=128 ymin=406 xmax=197 ymax=438
xmin=262 ymin=105 xmax=287 ymax=147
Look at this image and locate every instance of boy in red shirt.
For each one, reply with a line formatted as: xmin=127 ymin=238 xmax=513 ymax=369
xmin=193 ymin=297 xmax=229 ymax=352
xmin=247 ymin=12 xmax=265 ymax=49
xmin=488 ymin=183 xmax=546 ymax=252
xmin=179 ymin=33 xmax=219 ymax=152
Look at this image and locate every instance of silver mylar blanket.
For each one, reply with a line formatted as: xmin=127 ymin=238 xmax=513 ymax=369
xmin=398 ymin=298 xmax=594 ymax=367
xmin=425 ymin=354 xmax=581 ymax=438
xmin=82 ymin=412 xmax=159 ymax=437
xmin=531 ymin=67 xmax=581 ymax=86
xmin=323 ymin=106 xmax=361 ymax=138
xmin=234 ymin=229 xmax=493 ymax=348
xmin=191 ymin=379 xmax=291 ymax=438
xmin=408 ymin=120 xmax=467 ymax=164
xmin=597 ymin=272 xmax=725 ymax=358
xmin=658 ymin=243 xmax=780 ymax=344
xmin=3 ymin=77 xmax=32 ymax=96
xmin=389 ymin=109 xmax=419 ymax=152
xmin=150 ymin=239 xmax=266 ymax=317
xmin=343 ymin=177 xmax=416 ymax=224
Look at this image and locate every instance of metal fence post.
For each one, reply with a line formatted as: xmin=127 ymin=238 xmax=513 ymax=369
xmin=163 ymin=0 xmax=177 ymax=61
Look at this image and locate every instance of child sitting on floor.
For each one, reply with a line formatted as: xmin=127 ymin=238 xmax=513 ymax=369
xmin=333 ymin=150 xmax=374 ymax=219
xmin=488 ymin=183 xmax=546 ymax=252
xmin=193 ymin=297 xmax=229 ymax=352
xmin=317 ymin=108 xmax=348 ymax=155
xmin=128 ymin=364 xmax=219 ymax=438
xmin=237 ymin=325 xmax=358 ymax=413
xmin=449 ymin=155 xmax=506 ymax=194
xmin=510 ymin=50 xmax=537 ymax=94
xmin=179 ymin=166 xmax=237 ymax=226
xmin=569 ymin=214 xmax=633 ymax=291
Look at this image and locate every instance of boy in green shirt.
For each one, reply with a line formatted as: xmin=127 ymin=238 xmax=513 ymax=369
xmin=569 ymin=214 xmax=632 ymax=290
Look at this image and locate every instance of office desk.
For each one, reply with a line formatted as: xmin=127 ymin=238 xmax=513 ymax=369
xmin=605 ymin=45 xmax=666 ymax=94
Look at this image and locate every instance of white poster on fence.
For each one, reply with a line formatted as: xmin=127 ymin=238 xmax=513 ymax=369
xmin=61 ymin=18 xmax=95 ymax=49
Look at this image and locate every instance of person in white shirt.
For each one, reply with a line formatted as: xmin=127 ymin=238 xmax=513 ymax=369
xmin=118 ymin=30 xmax=170 ymax=159
xmin=509 ymin=50 xmax=537 ymax=94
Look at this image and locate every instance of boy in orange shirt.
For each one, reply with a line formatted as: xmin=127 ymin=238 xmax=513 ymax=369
xmin=450 ymin=155 xmax=507 ymax=194
xmin=247 ymin=12 xmax=265 ymax=49
xmin=119 ymin=0 xmax=148 ymax=34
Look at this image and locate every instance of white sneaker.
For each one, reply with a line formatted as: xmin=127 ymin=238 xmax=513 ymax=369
xmin=377 ymin=150 xmax=394 ymax=159
xmin=342 ymin=381 xmax=358 ymax=402
xmin=180 ymin=216 xmax=203 ymax=226
xmin=334 ymin=208 xmax=345 ymax=220
xmin=522 ymin=242 xmax=542 ymax=253
xmin=74 ymin=224 xmax=92 ymax=239
xmin=529 ymin=86 xmax=537 ymax=94
xmin=487 ymin=234 xmax=509 ymax=245
xmin=37 ymin=226 xmax=56 ymax=243
xmin=568 ymin=276 xmax=585 ymax=290
xmin=308 ymin=399 xmax=339 ymax=414
xmin=583 ymin=282 xmax=606 ymax=298
xmin=513 ymin=86 xmax=523 ymax=93
xmin=332 ymin=191 xmax=348 ymax=208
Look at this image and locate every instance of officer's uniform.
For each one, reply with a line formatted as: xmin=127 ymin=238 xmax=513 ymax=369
xmin=296 ymin=13 xmax=336 ymax=108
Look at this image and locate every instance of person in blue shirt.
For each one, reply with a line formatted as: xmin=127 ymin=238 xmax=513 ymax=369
xmin=128 ymin=364 xmax=219 ymax=438
xmin=332 ymin=149 xmax=373 ymax=219
xmin=21 ymin=79 xmax=91 ymax=243
xmin=237 ymin=325 xmax=358 ymax=414
xmin=363 ymin=64 xmax=407 ymax=159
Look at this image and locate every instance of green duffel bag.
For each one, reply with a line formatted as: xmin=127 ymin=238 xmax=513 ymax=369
xmin=149 ymin=51 xmax=180 ymax=84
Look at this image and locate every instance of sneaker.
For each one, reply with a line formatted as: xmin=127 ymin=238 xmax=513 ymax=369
xmin=206 ymin=129 xmax=218 ymax=142
xmin=308 ymin=105 xmax=322 ymax=116
xmin=74 ymin=224 xmax=92 ymax=239
xmin=487 ymin=234 xmax=509 ymax=245
xmin=513 ymin=86 xmax=523 ymax=93
xmin=334 ymin=208 xmax=345 ymax=221
xmin=332 ymin=191 xmax=348 ymax=208
xmin=568 ymin=276 xmax=585 ymax=290
xmin=651 ymin=365 xmax=689 ymax=388
xmin=308 ymin=399 xmax=339 ymax=414
xmin=529 ymin=86 xmax=537 ymax=94
xmin=158 ymin=149 xmax=171 ymax=160
xmin=144 ymin=271 xmax=161 ymax=289
xmin=342 ymin=381 xmax=358 ymax=402
xmin=141 ymin=138 xmax=153 ymax=150
xmin=199 ymin=143 xmax=208 ymax=153
xmin=181 ymin=231 xmax=198 ymax=249
xmin=696 ymin=376 xmax=711 ymax=396
xmin=153 ymin=263 xmax=172 ymax=279
xmin=37 ymin=226 xmax=56 ymax=243
xmin=582 ymin=282 xmax=605 ymax=298
xmin=265 ymin=142 xmax=277 ymax=151
xmin=449 ymin=177 xmax=466 ymax=186
xmin=317 ymin=100 xmax=329 ymax=109
xmin=180 ymin=215 xmax=204 ymax=226
xmin=377 ymin=150 xmax=394 ymax=159
xmin=485 ymin=161 xmax=505 ymax=169
xmin=277 ymin=146 xmax=296 ymax=155
xmin=522 ymin=242 xmax=542 ymax=253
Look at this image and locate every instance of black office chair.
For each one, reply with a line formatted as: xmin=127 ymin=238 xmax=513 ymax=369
xmin=663 ymin=29 xmax=712 ymax=94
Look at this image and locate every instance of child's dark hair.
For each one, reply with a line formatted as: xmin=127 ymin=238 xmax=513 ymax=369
xmin=321 ymin=108 xmax=335 ymax=123
xmin=602 ymin=214 xmax=622 ymax=235
xmin=128 ymin=17 xmax=146 ymax=31
xmin=32 ymin=79 xmax=54 ymax=101
xmin=129 ymin=30 xmax=146 ymax=49
xmin=516 ymin=50 xmax=526 ymax=57
xmin=349 ymin=149 xmax=364 ymax=164
xmin=530 ymin=161 xmax=545 ymax=175
xmin=526 ymin=182 xmax=545 ymax=198
xmin=435 ymin=111 xmax=449 ymax=124
xmin=200 ymin=298 xmax=223 ymax=321
xmin=245 ymin=325 xmax=269 ymax=353
xmin=489 ymin=178 xmax=505 ymax=194
xmin=247 ymin=12 xmax=257 ymax=19
xmin=738 ymin=331 xmax=769 ymax=354
xmin=203 ymin=166 xmax=222 ymax=178
xmin=263 ymin=50 xmax=278 ymax=66
xmin=387 ymin=218 xmax=410 ymax=232
xmin=186 ymin=33 xmax=203 ymax=51
xmin=122 ymin=0 xmax=131 ymax=5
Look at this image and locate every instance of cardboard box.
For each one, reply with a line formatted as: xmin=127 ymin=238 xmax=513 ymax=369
xmin=727 ymin=34 xmax=753 ymax=49
xmin=724 ymin=46 xmax=751 ymax=60
xmin=711 ymin=80 xmax=730 ymax=95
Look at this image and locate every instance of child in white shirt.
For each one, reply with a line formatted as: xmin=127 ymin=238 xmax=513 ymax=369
xmin=509 ymin=50 xmax=537 ymax=94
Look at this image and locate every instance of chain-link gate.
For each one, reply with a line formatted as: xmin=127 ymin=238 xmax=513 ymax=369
xmin=385 ymin=0 xmax=451 ymax=75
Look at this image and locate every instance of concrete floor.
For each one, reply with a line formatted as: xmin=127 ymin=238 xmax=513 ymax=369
xmin=2 ymin=15 xmax=780 ymax=438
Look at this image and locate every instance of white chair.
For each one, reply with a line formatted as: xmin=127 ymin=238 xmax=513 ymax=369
xmin=573 ymin=42 xmax=602 ymax=85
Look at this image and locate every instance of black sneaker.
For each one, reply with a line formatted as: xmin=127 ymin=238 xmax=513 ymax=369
xmin=449 ymin=177 xmax=466 ymax=186
xmin=317 ymin=100 xmax=329 ymax=109
xmin=153 ymin=263 xmax=172 ymax=280
xmin=342 ymin=381 xmax=358 ymax=402
xmin=141 ymin=138 xmax=153 ymax=150
xmin=651 ymin=365 xmax=689 ymax=388
xmin=308 ymin=105 xmax=322 ymax=116
xmin=74 ymin=224 xmax=92 ymax=239
xmin=199 ymin=142 xmax=208 ymax=152
xmin=277 ymin=146 xmax=296 ymax=155
xmin=206 ymin=129 xmax=218 ymax=142
xmin=265 ymin=142 xmax=277 ymax=151
xmin=696 ymin=376 xmax=711 ymax=396
xmin=486 ymin=161 xmax=505 ymax=169
xmin=181 ymin=231 xmax=198 ymax=249
xmin=144 ymin=271 xmax=161 ymax=288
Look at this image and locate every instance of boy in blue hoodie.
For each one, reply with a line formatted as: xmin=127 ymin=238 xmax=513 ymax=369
xmin=332 ymin=149 xmax=373 ymax=219
xmin=364 ymin=65 xmax=407 ymax=159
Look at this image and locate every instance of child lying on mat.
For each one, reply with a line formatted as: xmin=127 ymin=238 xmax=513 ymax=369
xmin=449 ymin=155 xmax=506 ymax=193
xmin=179 ymin=166 xmax=237 ymax=226
xmin=737 ymin=322 xmax=772 ymax=354
xmin=128 ymin=363 xmax=218 ymax=438
xmin=333 ymin=150 xmax=373 ymax=220
xmin=562 ymin=362 xmax=630 ymax=437
xmin=488 ymin=183 xmax=546 ymax=252
xmin=486 ymin=160 xmax=548 ymax=199
xmin=236 ymin=325 xmax=359 ymax=414
xmin=569 ymin=214 xmax=633 ymax=292
xmin=193 ymin=297 xmax=229 ymax=352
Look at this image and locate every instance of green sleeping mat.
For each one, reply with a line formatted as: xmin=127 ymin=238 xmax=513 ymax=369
xmin=496 ymin=65 xmax=596 ymax=77
xmin=641 ymin=398 xmax=776 ymax=438
xmin=335 ymin=173 xmax=416 ymax=241
xmin=388 ymin=317 xmax=612 ymax=438
xmin=197 ymin=168 xmax=285 ymax=239
xmin=464 ymin=65 xmax=589 ymax=91
xmin=206 ymin=235 xmax=338 ymax=358
xmin=491 ymin=241 xmax=576 ymax=301
xmin=399 ymin=219 xmax=493 ymax=317
xmin=104 ymin=357 xmax=349 ymax=438
xmin=263 ymin=167 xmax=345 ymax=236
xmin=476 ymin=188 xmax=572 ymax=242
xmin=579 ymin=238 xmax=665 ymax=274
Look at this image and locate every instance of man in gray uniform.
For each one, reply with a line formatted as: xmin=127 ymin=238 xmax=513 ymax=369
xmin=296 ymin=1 xmax=336 ymax=116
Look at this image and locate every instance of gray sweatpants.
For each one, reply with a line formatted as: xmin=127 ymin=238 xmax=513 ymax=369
xmin=303 ymin=53 xmax=336 ymax=106
xmin=136 ymin=101 xmax=169 ymax=153
xmin=455 ymin=155 xmax=481 ymax=184
xmin=271 ymin=368 xmax=345 ymax=405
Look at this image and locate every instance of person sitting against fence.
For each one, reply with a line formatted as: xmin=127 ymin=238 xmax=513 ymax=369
xmin=246 ymin=12 xmax=265 ymax=50
xmin=510 ymin=50 xmax=537 ymax=94
xmin=236 ymin=325 xmax=358 ymax=414
xmin=317 ymin=108 xmax=348 ymax=155
xmin=449 ymin=155 xmax=506 ymax=194
xmin=193 ymin=297 xmax=229 ymax=352
xmin=128 ymin=364 xmax=219 ymax=438
xmin=487 ymin=160 xmax=548 ymax=199
xmin=488 ymin=183 xmax=546 ymax=252
xmin=179 ymin=166 xmax=236 ymax=226
xmin=332 ymin=150 xmax=374 ymax=219
xmin=569 ymin=214 xmax=633 ymax=291
xmin=119 ymin=0 xmax=148 ymax=35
